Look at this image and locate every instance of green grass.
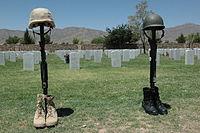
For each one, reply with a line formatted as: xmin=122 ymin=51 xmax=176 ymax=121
xmin=0 ymin=53 xmax=200 ymax=133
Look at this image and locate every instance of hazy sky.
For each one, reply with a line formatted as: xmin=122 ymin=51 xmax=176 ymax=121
xmin=0 ymin=0 xmax=200 ymax=31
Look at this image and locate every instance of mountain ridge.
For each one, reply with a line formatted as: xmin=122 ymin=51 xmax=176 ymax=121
xmin=1 ymin=23 xmax=200 ymax=44
xmin=0 ymin=27 xmax=107 ymax=44
xmin=164 ymin=23 xmax=200 ymax=41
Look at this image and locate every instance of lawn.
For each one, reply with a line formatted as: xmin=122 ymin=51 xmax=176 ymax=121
xmin=0 ymin=53 xmax=200 ymax=133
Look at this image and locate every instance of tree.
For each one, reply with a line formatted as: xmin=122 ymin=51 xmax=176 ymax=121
xmin=104 ymin=24 xmax=138 ymax=49
xmin=5 ymin=36 xmax=20 ymax=44
xmin=176 ymin=34 xmax=186 ymax=43
xmin=91 ymin=37 xmax=105 ymax=44
xmin=185 ymin=33 xmax=200 ymax=48
xmin=72 ymin=38 xmax=80 ymax=44
xmin=23 ymin=28 xmax=35 ymax=44
xmin=45 ymin=34 xmax=53 ymax=44
xmin=186 ymin=34 xmax=194 ymax=48
xmin=19 ymin=38 xmax=25 ymax=44
xmin=128 ymin=0 xmax=153 ymax=54
xmin=192 ymin=33 xmax=200 ymax=43
xmin=164 ymin=40 xmax=169 ymax=43
xmin=80 ymin=41 xmax=84 ymax=44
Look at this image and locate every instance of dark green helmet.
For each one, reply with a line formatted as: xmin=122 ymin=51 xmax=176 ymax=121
xmin=143 ymin=13 xmax=165 ymax=30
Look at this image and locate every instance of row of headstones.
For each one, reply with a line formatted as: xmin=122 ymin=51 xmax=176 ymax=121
xmin=55 ymin=49 xmax=142 ymax=69
xmin=156 ymin=48 xmax=200 ymax=65
xmin=55 ymin=50 xmax=102 ymax=63
xmin=0 ymin=51 xmax=49 ymax=71
xmin=105 ymin=49 xmax=141 ymax=67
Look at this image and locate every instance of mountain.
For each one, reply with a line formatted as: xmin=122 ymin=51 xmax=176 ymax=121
xmin=51 ymin=27 xmax=106 ymax=44
xmin=0 ymin=29 xmax=24 ymax=44
xmin=164 ymin=23 xmax=200 ymax=41
xmin=1 ymin=23 xmax=200 ymax=44
xmin=0 ymin=27 xmax=107 ymax=44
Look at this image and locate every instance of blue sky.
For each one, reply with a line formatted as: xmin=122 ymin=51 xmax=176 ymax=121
xmin=0 ymin=0 xmax=200 ymax=31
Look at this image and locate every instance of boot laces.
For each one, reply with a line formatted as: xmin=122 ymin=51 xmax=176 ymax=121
xmin=36 ymin=104 xmax=44 ymax=118
xmin=47 ymin=106 xmax=55 ymax=118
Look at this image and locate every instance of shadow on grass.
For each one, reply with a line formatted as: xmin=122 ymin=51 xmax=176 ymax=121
xmin=56 ymin=108 xmax=74 ymax=117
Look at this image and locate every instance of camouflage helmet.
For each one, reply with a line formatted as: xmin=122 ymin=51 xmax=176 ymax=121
xmin=143 ymin=13 xmax=165 ymax=30
xmin=28 ymin=8 xmax=55 ymax=29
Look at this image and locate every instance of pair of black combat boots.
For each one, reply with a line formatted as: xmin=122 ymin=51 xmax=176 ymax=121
xmin=142 ymin=86 xmax=170 ymax=115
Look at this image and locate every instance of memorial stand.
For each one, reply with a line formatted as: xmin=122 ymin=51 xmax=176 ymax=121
xmin=141 ymin=13 xmax=170 ymax=115
xmin=29 ymin=8 xmax=58 ymax=128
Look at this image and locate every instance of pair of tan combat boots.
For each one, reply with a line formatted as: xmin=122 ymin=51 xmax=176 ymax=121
xmin=33 ymin=94 xmax=58 ymax=128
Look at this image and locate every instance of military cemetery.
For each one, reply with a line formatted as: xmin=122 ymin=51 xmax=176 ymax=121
xmin=1 ymin=45 xmax=200 ymax=132
xmin=1 ymin=0 xmax=200 ymax=132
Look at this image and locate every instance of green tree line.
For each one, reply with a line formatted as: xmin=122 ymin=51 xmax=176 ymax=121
xmin=176 ymin=33 xmax=200 ymax=43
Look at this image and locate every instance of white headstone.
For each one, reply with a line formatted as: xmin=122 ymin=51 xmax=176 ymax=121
xmin=140 ymin=49 xmax=144 ymax=54
xmin=180 ymin=48 xmax=185 ymax=56
xmin=174 ymin=49 xmax=181 ymax=60
xmin=104 ymin=50 xmax=108 ymax=56
xmin=78 ymin=50 xmax=84 ymax=58
xmin=135 ymin=49 xmax=140 ymax=57
xmin=194 ymin=48 xmax=198 ymax=56
xmin=107 ymin=50 xmax=112 ymax=58
xmin=129 ymin=50 xmax=136 ymax=59
xmin=9 ymin=52 xmax=16 ymax=62
xmin=185 ymin=50 xmax=194 ymax=65
xmin=33 ymin=51 xmax=40 ymax=64
xmin=0 ymin=52 xmax=5 ymax=65
xmin=94 ymin=50 xmax=102 ymax=63
xmin=90 ymin=50 xmax=95 ymax=57
xmin=4 ymin=52 xmax=10 ymax=60
xmin=122 ymin=49 xmax=130 ymax=62
xmin=23 ymin=53 xmax=34 ymax=71
xmin=171 ymin=49 xmax=176 ymax=60
xmin=69 ymin=52 xmax=80 ymax=69
xmin=85 ymin=50 xmax=91 ymax=60
xmin=169 ymin=49 xmax=173 ymax=58
xmin=111 ymin=51 xmax=121 ymax=67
